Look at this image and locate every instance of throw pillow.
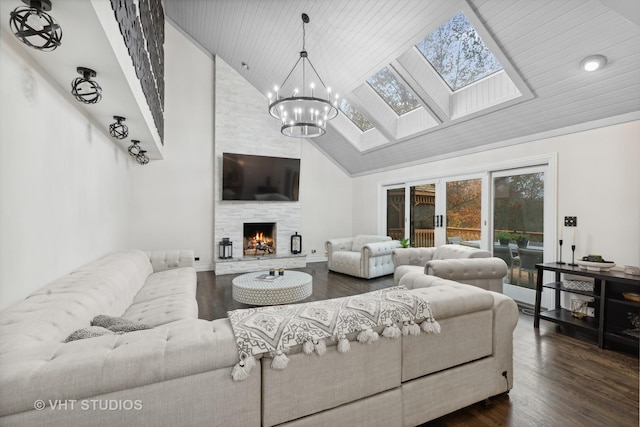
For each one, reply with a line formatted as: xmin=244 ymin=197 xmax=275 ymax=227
xmin=92 ymin=315 xmax=152 ymax=333
xmin=65 ymin=326 xmax=117 ymax=342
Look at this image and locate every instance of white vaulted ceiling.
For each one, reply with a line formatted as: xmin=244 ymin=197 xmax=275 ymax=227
xmin=165 ymin=0 xmax=640 ymax=176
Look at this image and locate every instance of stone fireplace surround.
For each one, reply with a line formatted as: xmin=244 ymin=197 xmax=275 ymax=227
xmin=214 ymin=63 xmax=307 ymax=275
xmin=214 ymin=200 xmax=306 ymax=275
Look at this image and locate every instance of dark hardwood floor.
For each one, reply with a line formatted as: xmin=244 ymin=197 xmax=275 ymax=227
xmin=196 ymin=263 xmax=639 ymax=427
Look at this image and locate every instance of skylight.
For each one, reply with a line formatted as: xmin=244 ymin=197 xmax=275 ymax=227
xmin=366 ymin=67 xmax=421 ymax=116
xmin=416 ymin=11 xmax=503 ymax=91
xmin=338 ymin=98 xmax=375 ymax=132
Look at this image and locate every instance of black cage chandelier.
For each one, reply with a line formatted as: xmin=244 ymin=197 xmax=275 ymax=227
xmin=268 ymin=13 xmax=338 ymax=138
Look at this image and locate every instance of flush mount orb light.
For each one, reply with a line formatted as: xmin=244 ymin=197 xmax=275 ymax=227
xmin=109 ymin=116 xmax=129 ymax=139
xmin=267 ymin=13 xmax=339 ymax=138
xmin=127 ymin=139 xmax=141 ymax=157
xmin=71 ymin=67 xmax=102 ymax=104
xmin=9 ymin=0 xmax=62 ymax=52
xmin=581 ymin=55 xmax=607 ymax=72
xmin=136 ymin=150 xmax=150 ymax=165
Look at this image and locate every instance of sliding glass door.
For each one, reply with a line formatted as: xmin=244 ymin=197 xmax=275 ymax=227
xmin=492 ymin=167 xmax=546 ymax=305
xmin=382 ymin=160 xmax=552 ymax=308
xmin=385 ymin=178 xmax=483 ymax=248
xmin=445 ymin=178 xmax=483 ymax=247
xmin=385 ymin=186 xmax=406 ymax=241
xmin=409 ymin=184 xmax=437 ymax=247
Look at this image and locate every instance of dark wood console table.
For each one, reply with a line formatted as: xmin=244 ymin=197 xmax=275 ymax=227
xmin=534 ymin=262 xmax=640 ymax=351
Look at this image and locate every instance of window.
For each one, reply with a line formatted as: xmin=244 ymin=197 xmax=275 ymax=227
xmin=416 ymin=11 xmax=503 ymax=91
xmin=338 ymin=98 xmax=375 ymax=132
xmin=366 ymin=67 xmax=421 ymax=115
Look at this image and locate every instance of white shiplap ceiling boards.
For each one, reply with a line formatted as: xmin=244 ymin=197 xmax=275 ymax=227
xmin=165 ymin=0 xmax=640 ymax=176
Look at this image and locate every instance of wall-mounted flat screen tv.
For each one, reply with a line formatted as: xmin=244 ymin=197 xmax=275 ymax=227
xmin=222 ymin=153 xmax=300 ymax=201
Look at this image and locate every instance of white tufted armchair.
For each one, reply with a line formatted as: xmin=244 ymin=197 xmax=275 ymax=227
xmin=326 ymin=235 xmax=400 ymax=279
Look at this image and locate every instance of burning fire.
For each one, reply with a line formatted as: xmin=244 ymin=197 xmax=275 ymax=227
xmin=244 ymin=227 xmax=275 ymax=255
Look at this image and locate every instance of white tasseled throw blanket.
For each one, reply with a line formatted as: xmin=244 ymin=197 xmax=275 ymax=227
xmin=227 ymin=285 xmax=440 ymax=381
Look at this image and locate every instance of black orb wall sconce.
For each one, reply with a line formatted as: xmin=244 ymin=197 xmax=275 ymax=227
xmin=127 ymin=140 xmax=149 ymax=165
xmin=9 ymin=0 xmax=62 ymax=52
xmin=71 ymin=67 xmax=102 ymax=104
xmin=136 ymin=150 xmax=150 ymax=165
xmin=109 ymin=116 xmax=128 ymax=139
xmin=127 ymin=139 xmax=141 ymax=157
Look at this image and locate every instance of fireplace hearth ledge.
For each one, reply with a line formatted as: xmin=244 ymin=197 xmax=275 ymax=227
xmin=214 ymin=253 xmax=306 ymax=275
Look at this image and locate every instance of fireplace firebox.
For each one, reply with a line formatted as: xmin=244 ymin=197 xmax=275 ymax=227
xmin=243 ymin=222 xmax=276 ymax=256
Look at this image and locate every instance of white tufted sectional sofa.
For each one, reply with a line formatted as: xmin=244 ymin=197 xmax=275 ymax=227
xmin=326 ymin=235 xmax=401 ymax=279
xmin=0 ymin=250 xmax=260 ymax=427
xmin=0 ymin=249 xmax=519 ymax=427
xmin=393 ymin=244 xmax=509 ymax=293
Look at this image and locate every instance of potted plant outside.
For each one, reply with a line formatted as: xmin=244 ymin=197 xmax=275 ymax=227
xmin=496 ymin=231 xmax=512 ymax=246
xmin=514 ymin=233 xmax=529 ymax=248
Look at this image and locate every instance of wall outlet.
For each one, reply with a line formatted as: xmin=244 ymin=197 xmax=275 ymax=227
xmin=194 ymin=256 xmax=200 ymax=261
xmin=564 ymin=216 xmax=577 ymax=227
xmin=311 ymin=249 xmax=316 ymax=254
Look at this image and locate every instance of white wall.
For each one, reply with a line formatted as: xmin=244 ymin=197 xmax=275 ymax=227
xmin=300 ymin=141 xmax=353 ymax=260
xmin=352 ymin=120 xmax=640 ymax=266
xmin=0 ymin=30 xmax=131 ymax=310
xmin=127 ymin=23 xmax=215 ymax=270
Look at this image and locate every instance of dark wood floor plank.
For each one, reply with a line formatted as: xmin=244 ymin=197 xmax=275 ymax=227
xmin=196 ymin=263 xmax=639 ymax=427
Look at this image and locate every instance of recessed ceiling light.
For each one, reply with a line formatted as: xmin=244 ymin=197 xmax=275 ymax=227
xmin=580 ymin=55 xmax=607 ymax=72
xmin=241 ymin=62 xmax=250 ymax=71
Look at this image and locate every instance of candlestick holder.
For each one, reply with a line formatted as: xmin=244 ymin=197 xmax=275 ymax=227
xmin=568 ymin=245 xmax=578 ymax=266
xmin=556 ymin=239 xmax=566 ymax=264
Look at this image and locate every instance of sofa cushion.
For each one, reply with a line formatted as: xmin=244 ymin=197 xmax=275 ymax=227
xmin=146 ymin=250 xmax=195 ymax=273
xmin=121 ymin=267 xmax=198 ymax=327
xmin=122 ymin=295 xmax=198 ymax=327
xmin=425 ymin=257 xmax=507 ymax=292
xmin=132 ymin=268 xmax=197 ymax=304
xmin=392 ymin=247 xmax=436 ymax=267
xmin=407 ymin=279 xmax=495 ymax=319
xmin=433 ymin=244 xmax=490 ymax=260
xmin=64 ymin=326 xmax=117 ymax=342
xmin=393 ymin=265 xmax=423 ymax=285
xmin=328 ymin=251 xmax=362 ymax=277
xmin=351 ymin=235 xmax=391 ymax=252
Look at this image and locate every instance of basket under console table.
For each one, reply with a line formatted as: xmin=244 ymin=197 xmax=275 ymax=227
xmin=534 ymin=262 xmax=640 ymax=352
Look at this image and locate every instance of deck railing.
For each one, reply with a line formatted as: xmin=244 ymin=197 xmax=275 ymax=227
xmin=388 ymin=227 xmax=542 ymax=247
xmin=414 ymin=229 xmax=435 ymax=247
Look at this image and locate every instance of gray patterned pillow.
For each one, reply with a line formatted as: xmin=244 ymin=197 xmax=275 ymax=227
xmin=92 ymin=315 xmax=152 ymax=333
xmin=65 ymin=326 xmax=117 ymax=342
